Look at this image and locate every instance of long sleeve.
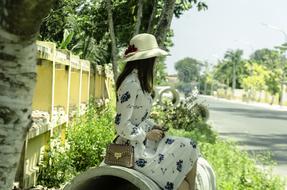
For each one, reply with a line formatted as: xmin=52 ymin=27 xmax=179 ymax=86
xmin=146 ymin=118 xmax=156 ymax=128
xmin=115 ymin=80 xmax=146 ymax=142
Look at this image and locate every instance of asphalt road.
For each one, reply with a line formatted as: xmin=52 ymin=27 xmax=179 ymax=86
xmin=199 ymin=96 xmax=287 ymax=178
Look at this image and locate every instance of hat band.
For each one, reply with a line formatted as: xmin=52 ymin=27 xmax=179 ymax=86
xmin=125 ymin=46 xmax=160 ymax=57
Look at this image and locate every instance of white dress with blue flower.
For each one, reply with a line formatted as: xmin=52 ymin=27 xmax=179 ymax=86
xmin=114 ymin=69 xmax=198 ymax=190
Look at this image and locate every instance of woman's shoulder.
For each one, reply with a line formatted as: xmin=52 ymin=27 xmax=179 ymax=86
xmin=118 ymin=72 xmax=140 ymax=91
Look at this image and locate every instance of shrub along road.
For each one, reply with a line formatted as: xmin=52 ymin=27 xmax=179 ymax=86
xmin=200 ymin=95 xmax=287 ymax=179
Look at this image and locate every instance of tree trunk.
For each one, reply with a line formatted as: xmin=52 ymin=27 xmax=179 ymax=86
xmin=133 ymin=0 xmax=143 ymax=36
xmin=154 ymin=0 xmax=176 ymax=48
xmin=279 ymin=55 xmax=286 ymax=106
xmin=279 ymin=73 xmax=285 ymax=106
xmin=271 ymin=95 xmax=275 ymax=105
xmin=107 ymin=0 xmax=118 ymax=82
xmin=204 ymin=81 xmax=207 ymax=95
xmin=147 ymin=0 xmax=158 ymax=34
xmin=232 ymin=61 xmax=236 ymax=95
xmin=0 ymin=0 xmax=53 ymax=189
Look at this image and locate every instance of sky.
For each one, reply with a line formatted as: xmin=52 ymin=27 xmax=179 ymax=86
xmin=165 ymin=0 xmax=287 ymax=74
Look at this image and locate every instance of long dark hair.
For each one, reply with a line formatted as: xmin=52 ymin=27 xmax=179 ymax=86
xmin=116 ymin=57 xmax=156 ymax=94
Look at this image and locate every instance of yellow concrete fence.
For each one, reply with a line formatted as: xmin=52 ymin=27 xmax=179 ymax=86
xmin=14 ymin=41 xmax=115 ymax=189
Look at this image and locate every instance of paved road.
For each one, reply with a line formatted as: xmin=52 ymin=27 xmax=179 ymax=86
xmin=199 ymin=96 xmax=287 ymax=178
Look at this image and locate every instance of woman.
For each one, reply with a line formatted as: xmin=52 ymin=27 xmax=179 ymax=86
xmin=114 ymin=33 xmax=198 ymax=190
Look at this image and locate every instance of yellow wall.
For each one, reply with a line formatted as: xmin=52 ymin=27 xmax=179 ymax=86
xmin=103 ymin=77 xmax=109 ymax=99
xmin=24 ymin=132 xmax=50 ymax=188
xmin=54 ymin=65 xmax=69 ymax=110
xmin=32 ymin=60 xmax=52 ymax=112
xmin=95 ymin=74 xmax=102 ymax=98
xmin=23 ymin=41 xmax=115 ymax=189
xmin=108 ymin=78 xmax=116 ymax=101
xmin=70 ymin=69 xmax=80 ymax=106
xmin=81 ymin=71 xmax=89 ymax=103
xmin=89 ymin=72 xmax=95 ymax=98
xmin=101 ymin=76 xmax=106 ymax=98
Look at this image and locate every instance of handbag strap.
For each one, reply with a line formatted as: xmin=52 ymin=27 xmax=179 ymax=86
xmin=113 ymin=135 xmax=130 ymax=145
xmin=112 ymin=135 xmax=120 ymax=143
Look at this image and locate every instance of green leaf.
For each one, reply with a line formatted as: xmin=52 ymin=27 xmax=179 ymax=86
xmin=60 ymin=29 xmax=74 ymax=49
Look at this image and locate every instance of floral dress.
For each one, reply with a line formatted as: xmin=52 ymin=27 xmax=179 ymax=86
xmin=114 ymin=69 xmax=198 ymax=190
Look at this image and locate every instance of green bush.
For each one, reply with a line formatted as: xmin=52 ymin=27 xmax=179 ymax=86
xmin=37 ymin=136 xmax=76 ymax=188
xmin=170 ymin=128 xmax=286 ymax=189
xmin=152 ymin=95 xmax=209 ymax=132
xmin=67 ymin=103 xmax=115 ymax=172
xmin=168 ymin=124 xmax=217 ymax=144
xmin=193 ymin=103 xmax=209 ymax=121
xmin=202 ymin=141 xmax=285 ymax=190
xmin=38 ymin=103 xmax=116 ymax=188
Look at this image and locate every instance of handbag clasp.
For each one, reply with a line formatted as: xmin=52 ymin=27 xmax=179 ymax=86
xmin=114 ymin=152 xmax=122 ymax=159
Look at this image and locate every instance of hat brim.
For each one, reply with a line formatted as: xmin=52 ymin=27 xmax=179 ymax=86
xmin=124 ymin=48 xmax=169 ymax=62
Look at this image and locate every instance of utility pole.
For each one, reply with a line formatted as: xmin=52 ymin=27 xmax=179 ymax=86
xmin=235 ymin=40 xmax=256 ymax=100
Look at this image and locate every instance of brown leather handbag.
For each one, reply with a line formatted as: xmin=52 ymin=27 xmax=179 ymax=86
xmin=104 ymin=136 xmax=134 ymax=168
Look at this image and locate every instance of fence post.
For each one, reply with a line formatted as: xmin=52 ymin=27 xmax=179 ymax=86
xmin=50 ymin=43 xmax=56 ymax=136
xmin=87 ymin=62 xmax=90 ymax=104
xmin=78 ymin=62 xmax=83 ymax=115
xmin=66 ymin=52 xmax=72 ymax=125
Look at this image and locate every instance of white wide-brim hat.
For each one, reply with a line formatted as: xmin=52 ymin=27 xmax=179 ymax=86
xmin=123 ymin=33 xmax=169 ymax=62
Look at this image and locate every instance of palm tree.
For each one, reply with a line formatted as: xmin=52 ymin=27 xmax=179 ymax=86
xmin=214 ymin=59 xmax=233 ymax=86
xmin=0 ymin=1 xmax=53 ymax=189
xmin=224 ymin=49 xmax=244 ymax=94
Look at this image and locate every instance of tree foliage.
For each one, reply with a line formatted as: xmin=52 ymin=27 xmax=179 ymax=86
xmin=213 ymin=60 xmax=233 ymax=86
xmin=40 ymin=0 xmax=111 ymax=64
xmin=224 ymin=49 xmax=244 ymax=90
xmin=250 ymin=48 xmax=281 ymax=69
xmin=210 ymin=46 xmax=286 ymax=104
xmin=224 ymin=49 xmax=243 ymax=64
xmin=39 ymin=0 xmax=208 ymax=83
xmin=241 ymin=62 xmax=268 ymax=96
xmin=213 ymin=50 xmax=247 ymax=89
xmin=175 ymin=57 xmax=202 ymax=83
xmin=249 ymin=48 xmax=283 ymax=100
xmin=266 ymin=70 xmax=281 ymax=96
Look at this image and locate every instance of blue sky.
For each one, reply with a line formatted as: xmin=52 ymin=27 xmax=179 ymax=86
xmin=165 ymin=0 xmax=287 ymax=74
